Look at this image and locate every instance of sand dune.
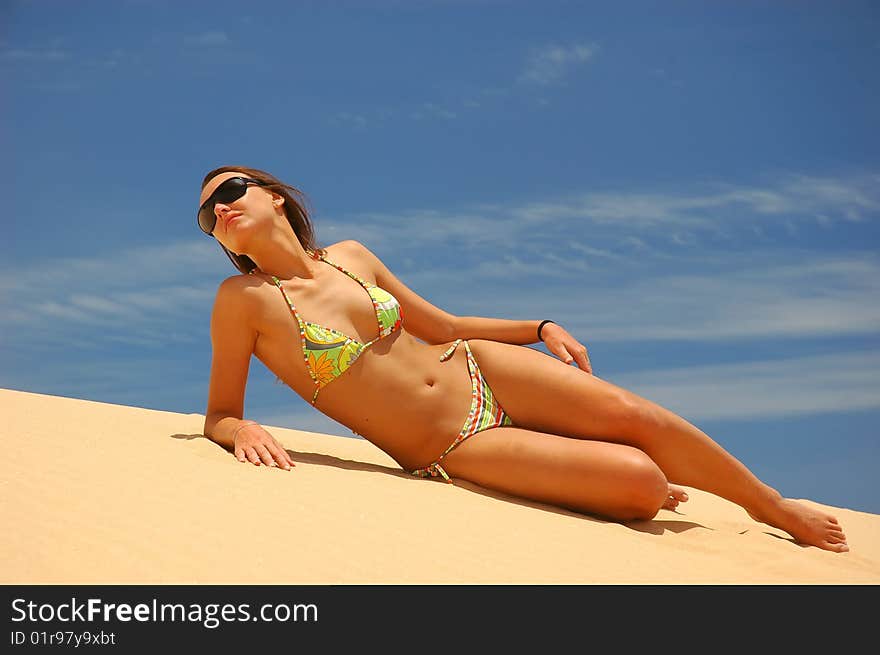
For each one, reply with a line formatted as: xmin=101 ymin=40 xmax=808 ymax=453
xmin=2 ymin=387 xmax=877 ymax=584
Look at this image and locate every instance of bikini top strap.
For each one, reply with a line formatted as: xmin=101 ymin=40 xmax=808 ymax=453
xmin=269 ymin=274 xmax=305 ymax=327
xmin=317 ymin=252 xmax=372 ymax=289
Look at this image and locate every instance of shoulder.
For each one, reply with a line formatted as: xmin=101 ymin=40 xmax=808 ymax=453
xmin=323 ymin=239 xmax=378 ymax=276
xmin=216 ymin=272 xmax=266 ymax=292
xmin=213 ymin=272 xmax=271 ymax=309
xmin=325 ymin=239 xmax=383 ymax=276
xmin=325 ymin=239 xmax=366 ymax=259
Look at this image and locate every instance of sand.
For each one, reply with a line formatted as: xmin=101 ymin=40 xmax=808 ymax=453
xmin=2 ymin=387 xmax=878 ymax=584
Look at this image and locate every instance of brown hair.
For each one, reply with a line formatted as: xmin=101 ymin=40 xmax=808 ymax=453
xmin=200 ymin=165 xmax=326 ymax=274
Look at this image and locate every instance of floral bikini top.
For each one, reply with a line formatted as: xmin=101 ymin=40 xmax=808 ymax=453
xmin=267 ymin=253 xmax=403 ymax=405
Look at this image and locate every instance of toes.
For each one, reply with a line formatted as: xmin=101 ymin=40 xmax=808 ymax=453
xmin=668 ymin=485 xmax=689 ymax=502
xmin=660 ymin=486 xmax=691 ymax=511
xmin=826 ymin=522 xmax=846 ymax=537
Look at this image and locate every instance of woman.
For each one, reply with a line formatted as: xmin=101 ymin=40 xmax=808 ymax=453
xmin=198 ymin=165 xmax=848 ymax=553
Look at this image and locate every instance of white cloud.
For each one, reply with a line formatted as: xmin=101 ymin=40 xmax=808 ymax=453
xmin=510 ymin=172 xmax=880 ymax=229
xmin=346 ymin=41 xmax=597 ymax=126
xmin=317 ymin=171 xmax=880 ymax=274
xmin=0 ymin=46 xmax=70 ymax=62
xmin=518 ymin=43 xmax=598 ymax=85
xmin=3 ymin=172 xmax=878 ymax=355
xmin=0 ymin=239 xmax=224 ymax=294
xmin=331 ymin=111 xmax=369 ymax=128
xmin=411 ymin=102 xmax=457 ymax=120
xmin=566 ymin=242 xmax=625 ymax=261
xmin=404 ymin=249 xmax=880 ymax=343
xmin=611 ymin=350 xmax=880 ymax=421
xmin=0 ymin=240 xmax=227 ymax=347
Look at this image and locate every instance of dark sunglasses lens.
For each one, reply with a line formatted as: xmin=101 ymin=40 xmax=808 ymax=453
xmin=198 ymin=178 xmax=250 ymax=234
xmin=198 ymin=208 xmax=216 ymax=234
xmin=214 ymin=178 xmax=249 ymax=203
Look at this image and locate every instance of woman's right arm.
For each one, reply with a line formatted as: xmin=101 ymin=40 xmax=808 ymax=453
xmin=203 ymin=277 xmax=295 ymax=470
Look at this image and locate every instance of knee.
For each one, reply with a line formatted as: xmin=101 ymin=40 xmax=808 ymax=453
xmin=616 ymin=450 xmax=668 ymax=521
xmin=609 ymin=392 xmax=664 ymax=443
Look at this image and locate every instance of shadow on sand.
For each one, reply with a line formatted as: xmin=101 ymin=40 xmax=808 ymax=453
xmin=172 ymin=432 xmax=708 ymax=537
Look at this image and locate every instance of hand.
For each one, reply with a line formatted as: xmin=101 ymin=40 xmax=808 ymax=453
xmin=233 ymin=421 xmax=296 ymax=471
xmin=541 ymin=323 xmax=593 ymax=374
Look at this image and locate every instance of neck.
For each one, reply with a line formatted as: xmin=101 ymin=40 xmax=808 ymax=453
xmin=245 ymin=227 xmax=320 ymax=280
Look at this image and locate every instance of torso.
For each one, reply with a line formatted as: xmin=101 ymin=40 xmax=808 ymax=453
xmin=238 ymin=242 xmax=473 ymax=471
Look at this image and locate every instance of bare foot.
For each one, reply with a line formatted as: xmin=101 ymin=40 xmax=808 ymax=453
xmin=662 ymin=484 xmax=689 ymax=511
xmin=749 ymin=498 xmax=849 ymax=553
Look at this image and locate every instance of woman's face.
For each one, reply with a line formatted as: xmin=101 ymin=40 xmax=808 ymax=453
xmin=199 ymin=171 xmax=283 ymax=253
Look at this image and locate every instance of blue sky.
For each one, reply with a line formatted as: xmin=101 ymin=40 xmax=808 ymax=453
xmin=2 ymin=0 xmax=878 ymax=513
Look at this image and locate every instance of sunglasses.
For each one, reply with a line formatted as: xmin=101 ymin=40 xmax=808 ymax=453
xmin=197 ymin=176 xmax=269 ymax=235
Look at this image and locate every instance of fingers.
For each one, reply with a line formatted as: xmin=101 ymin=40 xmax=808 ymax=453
xmin=255 ymin=444 xmax=276 ymax=467
xmin=234 ymin=444 xmax=260 ymax=465
xmin=581 ymin=355 xmax=593 ymax=374
xmin=267 ymin=442 xmax=296 ymax=470
xmin=542 ymin=325 xmax=592 ymax=373
xmin=244 ymin=447 xmax=261 ymax=465
xmin=236 ymin=441 xmax=295 ymax=470
xmin=557 ymin=344 xmax=593 ymax=374
xmin=573 ymin=345 xmax=592 ymax=374
xmin=555 ymin=345 xmax=577 ymax=365
xmin=230 ymin=422 xmax=295 ymax=470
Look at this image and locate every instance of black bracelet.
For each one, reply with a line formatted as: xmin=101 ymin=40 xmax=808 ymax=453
xmin=537 ymin=320 xmax=555 ymax=342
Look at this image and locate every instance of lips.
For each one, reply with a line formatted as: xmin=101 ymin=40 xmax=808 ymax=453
xmin=225 ymin=212 xmax=243 ymax=228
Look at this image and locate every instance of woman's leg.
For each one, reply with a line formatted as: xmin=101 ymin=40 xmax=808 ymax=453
xmin=440 ymin=426 xmax=673 ymax=522
xmin=465 ymin=340 xmax=848 ymax=552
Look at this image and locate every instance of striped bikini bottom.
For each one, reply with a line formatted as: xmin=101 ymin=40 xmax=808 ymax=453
xmin=409 ymin=339 xmax=514 ymax=483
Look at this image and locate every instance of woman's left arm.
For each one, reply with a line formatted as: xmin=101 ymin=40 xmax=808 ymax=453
xmin=454 ymin=316 xmax=593 ymax=374
xmin=351 ymin=240 xmax=592 ymax=373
